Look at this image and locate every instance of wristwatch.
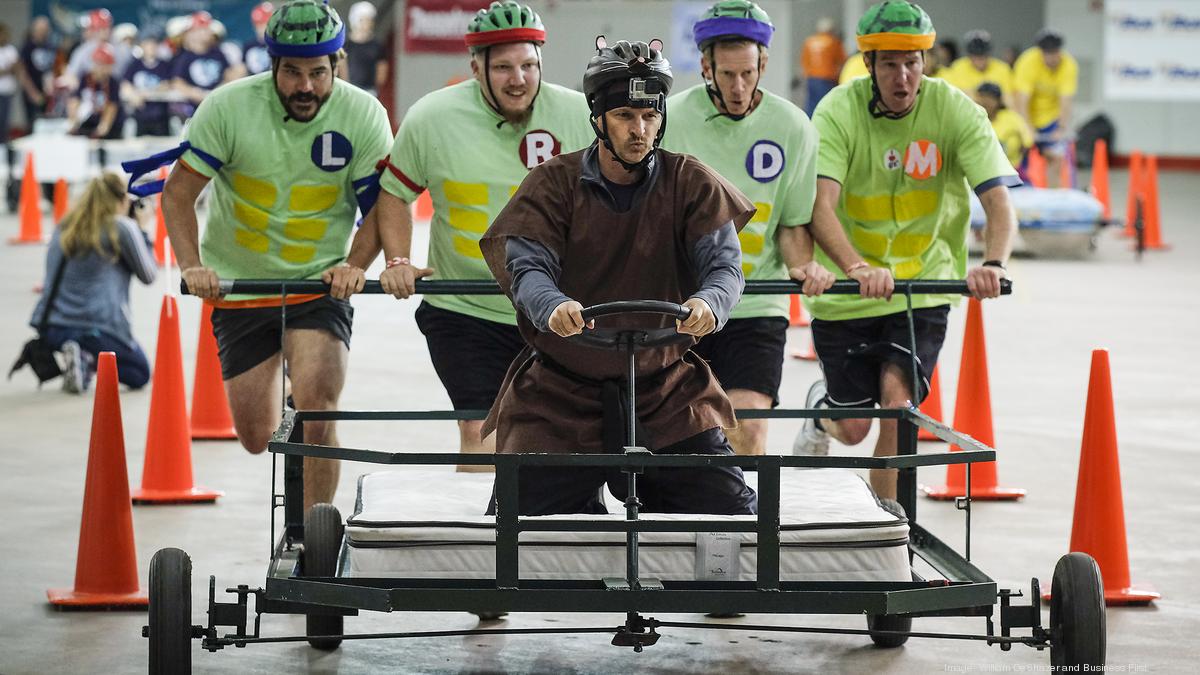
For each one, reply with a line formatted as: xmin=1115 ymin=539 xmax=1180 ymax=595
xmin=982 ymin=260 xmax=1006 ymax=271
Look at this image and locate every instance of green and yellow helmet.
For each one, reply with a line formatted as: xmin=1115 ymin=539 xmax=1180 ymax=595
xmin=692 ymin=0 xmax=775 ymax=51
xmin=856 ymin=0 xmax=935 ymax=53
xmin=465 ymin=1 xmax=546 ymax=54
xmin=265 ymin=0 xmax=345 ymax=58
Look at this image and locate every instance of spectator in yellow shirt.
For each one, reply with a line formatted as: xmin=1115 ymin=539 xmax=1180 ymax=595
xmin=800 ymin=17 xmax=845 ymax=116
xmin=1013 ymin=29 xmax=1078 ymax=187
xmin=946 ymin=30 xmax=1014 ymax=105
xmin=976 ymin=82 xmax=1032 ymax=169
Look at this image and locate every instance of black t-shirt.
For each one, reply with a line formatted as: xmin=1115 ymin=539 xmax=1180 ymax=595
xmin=123 ymin=58 xmax=172 ymax=122
xmin=19 ymin=38 xmax=57 ymax=87
xmin=242 ymin=38 xmax=270 ymax=76
xmin=74 ymin=74 xmax=122 ymax=130
xmin=344 ymin=38 xmax=381 ymax=91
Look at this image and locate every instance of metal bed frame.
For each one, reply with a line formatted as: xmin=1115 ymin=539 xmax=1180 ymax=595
xmin=144 ymin=278 xmax=1104 ymax=673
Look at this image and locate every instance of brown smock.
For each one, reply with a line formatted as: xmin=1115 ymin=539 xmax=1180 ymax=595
xmin=479 ymin=146 xmax=756 ymax=454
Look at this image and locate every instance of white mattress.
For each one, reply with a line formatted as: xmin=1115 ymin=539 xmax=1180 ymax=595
xmin=344 ymin=468 xmax=910 ymax=583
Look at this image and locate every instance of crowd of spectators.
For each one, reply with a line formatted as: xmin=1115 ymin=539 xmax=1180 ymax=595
xmin=1 ymin=1 xmax=387 ymax=142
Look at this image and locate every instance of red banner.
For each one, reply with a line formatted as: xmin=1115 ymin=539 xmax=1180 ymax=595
xmin=404 ymin=0 xmax=490 ymax=54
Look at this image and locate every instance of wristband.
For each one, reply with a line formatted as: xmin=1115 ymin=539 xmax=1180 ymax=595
xmin=844 ymin=261 xmax=869 ymax=276
xmin=982 ymin=260 xmax=1006 ymax=271
xmin=386 ymin=257 xmax=412 ymax=269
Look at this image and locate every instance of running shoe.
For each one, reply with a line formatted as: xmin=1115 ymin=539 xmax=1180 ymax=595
xmin=792 ymin=379 xmax=830 ymax=456
xmin=61 ymin=341 xmax=88 ymax=394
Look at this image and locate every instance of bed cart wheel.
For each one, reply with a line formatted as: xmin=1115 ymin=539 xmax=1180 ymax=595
xmin=148 ymin=547 xmax=193 ymax=674
xmin=1049 ymin=552 xmax=1106 ymax=670
xmin=866 ymin=613 xmax=912 ymax=648
xmin=304 ymin=504 xmax=345 ymax=651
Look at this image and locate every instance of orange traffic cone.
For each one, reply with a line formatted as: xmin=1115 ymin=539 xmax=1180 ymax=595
xmin=788 ymin=295 xmax=811 ymax=327
xmin=917 ymin=365 xmax=944 ymax=442
xmin=923 ymin=299 xmax=1025 ymax=500
xmin=1089 ymin=139 xmax=1110 ymax=220
xmin=191 ymin=303 xmax=236 ymax=440
xmin=791 ymin=328 xmax=818 ymax=361
xmin=53 ymin=178 xmax=70 ymax=223
xmin=1140 ymin=155 xmax=1168 ymax=251
xmin=413 ymin=190 xmax=433 ymax=221
xmin=153 ymin=168 xmax=172 ymax=266
xmin=1026 ymin=146 xmax=1048 ymax=189
xmin=48 ymin=353 xmax=149 ymax=609
xmin=1045 ymin=350 xmax=1159 ymax=605
xmin=1122 ymin=151 xmax=1145 ymax=238
xmin=11 ymin=153 xmax=44 ymax=244
xmin=133 ymin=296 xmax=222 ymax=503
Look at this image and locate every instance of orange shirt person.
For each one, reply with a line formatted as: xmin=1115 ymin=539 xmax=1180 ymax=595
xmin=800 ymin=17 xmax=844 ymax=116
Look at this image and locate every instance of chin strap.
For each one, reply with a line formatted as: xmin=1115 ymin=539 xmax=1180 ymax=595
xmin=589 ymin=84 xmax=668 ymax=174
xmin=703 ymin=44 xmax=763 ymax=122
xmin=483 ymin=44 xmax=543 ymax=129
xmin=866 ymin=51 xmax=912 ymax=120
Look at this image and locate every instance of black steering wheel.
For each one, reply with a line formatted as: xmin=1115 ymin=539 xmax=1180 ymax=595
xmin=567 ymin=300 xmax=695 ymax=351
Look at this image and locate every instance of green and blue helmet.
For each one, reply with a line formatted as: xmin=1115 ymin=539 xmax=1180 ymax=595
xmin=265 ymin=0 xmax=345 ymax=58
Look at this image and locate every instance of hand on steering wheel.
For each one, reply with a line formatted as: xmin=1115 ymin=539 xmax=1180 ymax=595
xmin=549 ymin=300 xmax=595 ymax=337
xmin=676 ymin=298 xmax=715 ymax=336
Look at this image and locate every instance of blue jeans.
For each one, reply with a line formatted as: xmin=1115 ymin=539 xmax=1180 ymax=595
xmin=805 ymin=78 xmax=837 ymax=117
xmin=43 ymin=326 xmax=151 ymax=389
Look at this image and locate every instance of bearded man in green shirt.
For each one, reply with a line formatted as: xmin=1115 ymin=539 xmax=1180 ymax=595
xmin=141 ymin=0 xmax=394 ymax=508
xmin=351 ymin=1 xmax=594 ymax=470
xmin=793 ymin=0 xmax=1019 ymax=502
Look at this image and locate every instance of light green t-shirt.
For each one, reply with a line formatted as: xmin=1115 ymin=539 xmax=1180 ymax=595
xmin=808 ymin=76 xmax=1017 ymax=321
xmin=181 ymin=73 xmax=392 ymax=302
xmin=662 ymin=84 xmax=818 ymax=320
xmin=379 ymin=80 xmax=594 ymax=325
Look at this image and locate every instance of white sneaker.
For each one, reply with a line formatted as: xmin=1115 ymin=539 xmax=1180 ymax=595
xmin=61 ymin=341 xmax=85 ymax=394
xmin=792 ymin=380 xmax=830 ymax=456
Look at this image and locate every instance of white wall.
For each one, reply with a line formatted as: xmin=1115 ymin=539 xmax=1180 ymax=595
xmin=1048 ymin=0 xmax=1200 ymax=156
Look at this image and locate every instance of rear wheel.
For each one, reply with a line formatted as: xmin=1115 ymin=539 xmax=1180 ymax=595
xmin=866 ymin=613 xmax=912 ymax=647
xmin=148 ymin=547 xmax=192 ymax=674
xmin=304 ymin=503 xmax=345 ymax=651
xmin=1050 ymin=552 xmax=1105 ymax=670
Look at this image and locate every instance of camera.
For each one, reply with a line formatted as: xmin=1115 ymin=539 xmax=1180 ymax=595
xmin=128 ymin=197 xmax=150 ymax=218
xmin=628 ymin=78 xmax=664 ymax=110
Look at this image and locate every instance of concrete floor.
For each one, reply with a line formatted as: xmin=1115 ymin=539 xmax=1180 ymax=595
xmin=1 ymin=169 xmax=1197 ymax=674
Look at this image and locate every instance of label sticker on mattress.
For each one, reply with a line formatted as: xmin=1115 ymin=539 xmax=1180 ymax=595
xmin=695 ymin=532 xmax=741 ymax=581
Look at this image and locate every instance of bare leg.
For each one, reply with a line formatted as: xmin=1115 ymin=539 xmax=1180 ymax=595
xmin=224 ymin=353 xmax=284 ymax=454
xmin=726 ymin=389 xmax=771 ymax=456
xmin=1045 ymin=151 xmax=1064 ymax=188
xmin=284 ymin=328 xmax=348 ymax=509
xmin=457 ymin=420 xmax=495 ymax=473
xmin=816 ymin=363 xmax=914 ymax=500
xmin=869 ymin=363 xmax=916 ymax=501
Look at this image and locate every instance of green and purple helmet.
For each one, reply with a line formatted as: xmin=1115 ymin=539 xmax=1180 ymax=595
xmin=693 ymin=0 xmax=774 ymax=51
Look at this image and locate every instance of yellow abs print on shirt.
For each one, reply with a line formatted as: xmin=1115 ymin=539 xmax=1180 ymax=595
xmin=230 ymin=172 xmax=336 ymax=263
xmin=738 ymin=202 xmax=772 ymax=276
xmin=443 ymin=180 xmax=517 ymax=260
xmin=843 ymin=190 xmax=937 ymax=278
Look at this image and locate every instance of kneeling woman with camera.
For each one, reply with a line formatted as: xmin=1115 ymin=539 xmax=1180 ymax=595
xmin=29 ymin=171 xmax=158 ymax=392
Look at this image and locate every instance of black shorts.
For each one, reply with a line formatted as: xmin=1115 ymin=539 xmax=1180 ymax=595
xmin=691 ymin=317 xmax=788 ymax=406
xmin=210 ymin=295 xmax=354 ymax=380
xmin=810 ymin=306 xmax=950 ymax=408
xmin=414 ymin=301 xmax=526 ymax=411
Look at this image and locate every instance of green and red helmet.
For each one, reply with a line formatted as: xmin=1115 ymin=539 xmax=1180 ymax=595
xmin=692 ymin=0 xmax=774 ymax=51
xmin=465 ymin=1 xmax=546 ymax=54
xmin=856 ymin=0 xmax=936 ymax=53
xmin=265 ymin=0 xmax=345 ymax=58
